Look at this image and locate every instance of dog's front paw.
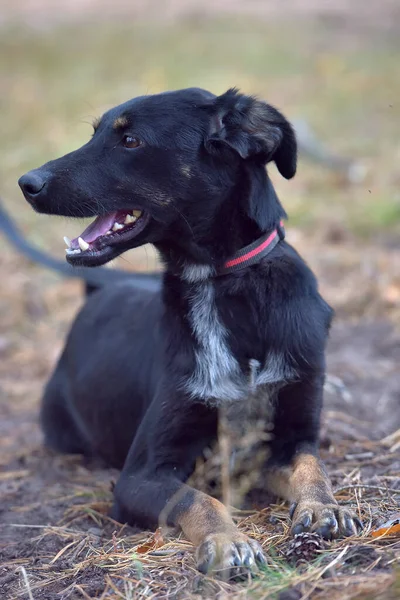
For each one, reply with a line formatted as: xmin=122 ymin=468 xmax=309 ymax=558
xmin=196 ymin=530 xmax=266 ymax=579
xmin=290 ymin=501 xmax=362 ymax=540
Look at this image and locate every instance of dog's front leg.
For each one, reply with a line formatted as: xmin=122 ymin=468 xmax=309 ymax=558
xmin=266 ymin=376 xmax=362 ymax=539
xmin=111 ymin=395 xmax=265 ymax=576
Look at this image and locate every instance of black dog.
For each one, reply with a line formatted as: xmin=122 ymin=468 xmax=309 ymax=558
xmin=17 ymin=88 xmax=361 ymax=575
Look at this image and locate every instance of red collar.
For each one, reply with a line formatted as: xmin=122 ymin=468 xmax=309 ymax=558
xmin=217 ymin=221 xmax=285 ymax=276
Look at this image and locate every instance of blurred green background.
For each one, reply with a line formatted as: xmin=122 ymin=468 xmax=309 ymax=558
xmin=1 ymin=0 xmax=399 ymax=258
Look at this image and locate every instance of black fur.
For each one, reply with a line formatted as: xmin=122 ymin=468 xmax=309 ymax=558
xmin=16 ymin=87 xmax=335 ymax=572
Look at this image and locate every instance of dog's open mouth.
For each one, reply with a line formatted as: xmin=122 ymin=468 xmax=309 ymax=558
xmin=64 ymin=209 xmax=149 ymax=264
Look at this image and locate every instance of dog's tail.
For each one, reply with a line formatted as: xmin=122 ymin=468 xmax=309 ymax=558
xmin=0 ymin=198 xmax=160 ymax=293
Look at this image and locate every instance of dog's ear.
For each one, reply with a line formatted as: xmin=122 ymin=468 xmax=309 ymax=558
xmin=206 ymin=88 xmax=297 ymax=179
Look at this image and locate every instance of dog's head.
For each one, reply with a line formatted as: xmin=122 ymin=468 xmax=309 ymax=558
xmin=18 ymin=88 xmax=296 ymax=268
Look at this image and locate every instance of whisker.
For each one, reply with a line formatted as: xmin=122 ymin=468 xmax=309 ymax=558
xmin=170 ymin=205 xmax=194 ymax=237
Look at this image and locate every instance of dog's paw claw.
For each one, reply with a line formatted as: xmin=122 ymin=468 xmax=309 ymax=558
xmin=290 ymin=502 xmax=362 ymax=540
xmin=196 ymin=531 xmax=265 ymax=579
xmin=355 ymin=517 xmax=363 ymax=532
xmin=289 ymin=502 xmax=297 ymax=520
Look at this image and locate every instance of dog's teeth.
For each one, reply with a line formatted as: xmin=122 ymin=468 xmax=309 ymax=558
xmin=66 ymin=248 xmax=81 ymax=255
xmin=78 ymin=237 xmax=90 ymax=251
xmin=112 ymin=222 xmax=124 ymax=231
xmin=105 ymin=230 xmax=112 ymax=235
xmin=124 ymin=214 xmax=136 ymax=224
xmin=132 ymin=210 xmax=142 ymax=218
xmin=63 ymin=236 xmax=71 ymax=248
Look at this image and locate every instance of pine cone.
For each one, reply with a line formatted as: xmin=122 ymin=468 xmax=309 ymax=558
xmin=285 ymin=532 xmax=327 ymax=565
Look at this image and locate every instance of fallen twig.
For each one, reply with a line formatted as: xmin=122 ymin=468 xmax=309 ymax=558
xmin=334 ymin=484 xmax=400 ymax=495
xmin=16 ymin=567 xmax=34 ymax=600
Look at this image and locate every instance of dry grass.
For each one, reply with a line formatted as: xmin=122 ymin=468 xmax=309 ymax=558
xmin=1 ymin=434 xmax=399 ymax=599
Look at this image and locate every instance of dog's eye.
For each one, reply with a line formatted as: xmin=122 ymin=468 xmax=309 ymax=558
xmin=123 ymin=135 xmax=142 ymax=149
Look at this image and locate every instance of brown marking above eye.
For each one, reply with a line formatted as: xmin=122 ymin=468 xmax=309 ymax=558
xmin=92 ymin=116 xmax=101 ymax=132
xmin=113 ymin=115 xmax=129 ymax=130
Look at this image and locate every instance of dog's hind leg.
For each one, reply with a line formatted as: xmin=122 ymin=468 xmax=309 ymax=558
xmin=265 ymin=376 xmax=362 ymax=539
xmin=40 ymin=365 xmax=91 ymax=456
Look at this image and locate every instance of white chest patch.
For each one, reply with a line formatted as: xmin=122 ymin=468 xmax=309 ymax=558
xmin=184 ymin=279 xmax=297 ymax=404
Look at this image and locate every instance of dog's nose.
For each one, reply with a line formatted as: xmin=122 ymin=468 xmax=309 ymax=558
xmin=18 ymin=170 xmax=47 ymax=200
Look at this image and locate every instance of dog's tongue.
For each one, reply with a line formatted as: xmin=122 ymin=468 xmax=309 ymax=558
xmin=70 ymin=212 xmax=118 ymax=249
